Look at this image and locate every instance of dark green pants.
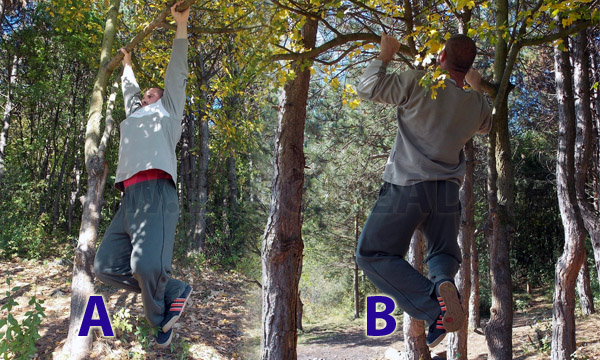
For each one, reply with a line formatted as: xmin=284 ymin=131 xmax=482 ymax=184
xmin=356 ymin=181 xmax=461 ymax=326
xmin=94 ymin=179 xmax=187 ymax=327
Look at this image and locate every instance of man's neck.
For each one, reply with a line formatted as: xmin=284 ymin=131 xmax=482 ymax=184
xmin=448 ymin=70 xmax=466 ymax=88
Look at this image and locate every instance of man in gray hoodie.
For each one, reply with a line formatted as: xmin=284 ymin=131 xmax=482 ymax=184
xmin=356 ymin=34 xmax=491 ymax=347
xmin=94 ymin=1 xmax=192 ymax=348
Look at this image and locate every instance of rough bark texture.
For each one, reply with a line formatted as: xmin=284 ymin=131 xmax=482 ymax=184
xmin=485 ymin=1 xmax=514 ymax=357
xmin=353 ymin=212 xmax=360 ymax=319
xmin=0 ymin=54 xmax=18 ymax=184
xmin=573 ymin=29 xmax=600 ymax=310
xmin=403 ymin=230 xmax=431 ymax=360
xmin=447 ymin=139 xmax=474 ymax=359
xmin=576 ymin=256 xmax=594 ymax=316
xmin=469 ymin=230 xmax=480 ymax=330
xmin=551 ymin=31 xmax=587 ymax=360
xmin=62 ymin=1 xmax=120 ymax=357
xmin=260 ymin=18 xmax=318 ymax=360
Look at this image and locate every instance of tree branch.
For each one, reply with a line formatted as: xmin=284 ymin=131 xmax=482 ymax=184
xmin=104 ymin=0 xmax=196 ymax=72
xmin=518 ymin=20 xmax=595 ymax=47
xmin=271 ymin=32 xmax=412 ymax=61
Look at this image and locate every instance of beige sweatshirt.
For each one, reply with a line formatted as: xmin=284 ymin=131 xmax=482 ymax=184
xmin=357 ymin=60 xmax=492 ymax=186
xmin=115 ymin=38 xmax=188 ymax=190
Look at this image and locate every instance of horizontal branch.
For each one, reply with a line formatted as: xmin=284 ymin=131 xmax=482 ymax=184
xmin=161 ymin=22 xmax=263 ymax=34
xmin=104 ymin=0 xmax=196 ymax=72
xmin=518 ymin=20 xmax=595 ymax=47
xmin=271 ymin=32 xmax=411 ymax=62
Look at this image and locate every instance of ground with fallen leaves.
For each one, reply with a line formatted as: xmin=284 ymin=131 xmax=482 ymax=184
xmin=1 ymin=258 xmax=249 ymax=359
xmin=2 ymin=259 xmax=600 ymax=360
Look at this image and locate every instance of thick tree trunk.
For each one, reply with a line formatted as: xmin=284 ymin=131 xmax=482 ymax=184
xmin=448 ymin=139 xmax=474 ymax=359
xmin=260 ymin=18 xmax=318 ymax=360
xmin=0 ymin=54 xmax=18 ymax=184
xmin=62 ymin=1 xmax=120 ymax=358
xmin=551 ymin=31 xmax=587 ymax=360
xmin=485 ymin=2 xmax=514 ymax=357
xmin=403 ymin=229 xmax=431 ymax=360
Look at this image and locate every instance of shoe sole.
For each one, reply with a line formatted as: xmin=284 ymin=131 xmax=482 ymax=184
xmin=438 ymin=281 xmax=464 ymax=332
xmin=427 ymin=332 xmax=446 ymax=348
xmin=162 ymin=286 xmax=193 ymax=332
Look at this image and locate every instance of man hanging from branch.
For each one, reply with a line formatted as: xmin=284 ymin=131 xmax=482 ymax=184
xmin=93 ymin=1 xmax=192 ymax=348
xmin=356 ymin=33 xmax=492 ymax=347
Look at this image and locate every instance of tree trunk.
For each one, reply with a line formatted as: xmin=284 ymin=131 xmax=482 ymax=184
xmin=576 ymin=255 xmax=594 ymax=316
xmin=551 ymin=30 xmax=587 ymax=360
xmin=403 ymin=229 xmax=431 ymax=360
xmin=485 ymin=1 xmax=514 ymax=357
xmin=573 ymin=29 xmax=600 ymax=303
xmin=260 ymin=18 xmax=318 ymax=360
xmin=353 ymin=212 xmax=360 ymax=319
xmin=62 ymin=1 xmax=120 ymax=358
xmin=193 ymin=109 xmax=209 ymax=251
xmin=469 ymin=229 xmax=480 ymax=330
xmin=0 ymin=54 xmax=19 ymax=184
xmin=447 ymin=139 xmax=474 ymax=359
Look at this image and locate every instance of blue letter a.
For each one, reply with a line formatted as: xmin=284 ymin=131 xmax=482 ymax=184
xmin=366 ymin=295 xmax=396 ymax=336
xmin=78 ymin=295 xmax=114 ymax=337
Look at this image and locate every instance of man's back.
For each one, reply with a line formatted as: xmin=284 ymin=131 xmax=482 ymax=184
xmin=358 ymin=64 xmax=492 ymax=185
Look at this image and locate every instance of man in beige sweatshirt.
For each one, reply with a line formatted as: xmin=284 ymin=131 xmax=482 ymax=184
xmin=356 ymin=34 xmax=491 ymax=347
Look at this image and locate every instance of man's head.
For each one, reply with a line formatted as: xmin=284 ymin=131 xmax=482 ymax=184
xmin=439 ymin=34 xmax=477 ymax=74
xmin=142 ymin=87 xmax=164 ymax=107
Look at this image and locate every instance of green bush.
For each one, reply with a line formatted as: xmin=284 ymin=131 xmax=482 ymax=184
xmin=0 ymin=276 xmax=46 ymax=360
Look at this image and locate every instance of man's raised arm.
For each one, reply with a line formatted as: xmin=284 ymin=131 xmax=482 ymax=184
xmin=162 ymin=1 xmax=190 ymax=121
xmin=120 ymin=48 xmax=142 ymax=117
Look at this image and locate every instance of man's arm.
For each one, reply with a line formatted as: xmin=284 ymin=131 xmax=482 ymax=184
xmin=357 ymin=34 xmax=416 ymax=106
xmin=465 ymin=68 xmax=493 ymax=134
xmin=120 ymin=48 xmax=142 ymax=117
xmin=162 ymin=1 xmax=190 ymax=121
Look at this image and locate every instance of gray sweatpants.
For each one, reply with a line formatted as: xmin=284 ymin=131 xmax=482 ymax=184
xmin=356 ymin=181 xmax=461 ymax=326
xmin=94 ymin=179 xmax=187 ymax=327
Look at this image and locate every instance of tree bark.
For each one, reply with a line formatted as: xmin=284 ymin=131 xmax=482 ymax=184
xmin=469 ymin=229 xmax=480 ymax=330
xmin=551 ymin=29 xmax=587 ymax=360
xmin=448 ymin=139 xmax=474 ymax=359
xmin=62 ymin=1 xmax=120 ymax=358
xmin=0 ymin=54 xmax=19 ymax=184
xmin=576 ymin=255 xmax=594 ymax=316
xmin=485 ymin=2 xmax=514 ymax=357
xmin=260 ymin=18 xmax=318 ymax=360
xmin=353 ymin=212 xmax=360 ymax=319
xmin=403 ymin=229 xmax=431 ymax=360
xmin=573 ymin=29 xmax=600 ymax=303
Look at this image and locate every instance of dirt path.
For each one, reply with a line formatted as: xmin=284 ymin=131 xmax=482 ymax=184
xmin=296 ymin=292 xmax=600 ymax=360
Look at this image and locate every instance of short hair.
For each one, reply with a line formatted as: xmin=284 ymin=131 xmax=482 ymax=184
xmin=444 ymin=34 xmax=477 ymax=74
xmin=150 ymin=87 xmax=164 ymax=98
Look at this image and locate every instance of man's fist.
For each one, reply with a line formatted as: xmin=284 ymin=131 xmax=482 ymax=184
xmin=465 ymin=68 xmax=483 ymax=92
xmin=377 ymin=34 xmax=401 ymax=65
xmin=120 ymin=48 xmax=132 ymax=67
xmin=171 ymin=0 xmax=190 ymax=25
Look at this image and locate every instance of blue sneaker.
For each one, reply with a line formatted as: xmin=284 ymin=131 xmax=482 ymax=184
xmin=155 ymin=327 xmax=173 ymax=349
xmin=426 ymin=312 xmax=446 ymax=347
xmin=161 ymin=285 xmax=193 ymax=332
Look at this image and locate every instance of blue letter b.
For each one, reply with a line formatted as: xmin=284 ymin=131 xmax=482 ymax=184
xmin=78 ymin=295 xmax=114 ymax=337
xmin=366 ymin=295 xmax=396 ymax=336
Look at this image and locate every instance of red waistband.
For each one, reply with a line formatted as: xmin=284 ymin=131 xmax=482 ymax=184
xmin=123 ymin=169 xmax=172 ymax=189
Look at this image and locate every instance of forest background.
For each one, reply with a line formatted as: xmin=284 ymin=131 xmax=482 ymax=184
xmin=1 ymin=0 xmax=600 ymax=359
